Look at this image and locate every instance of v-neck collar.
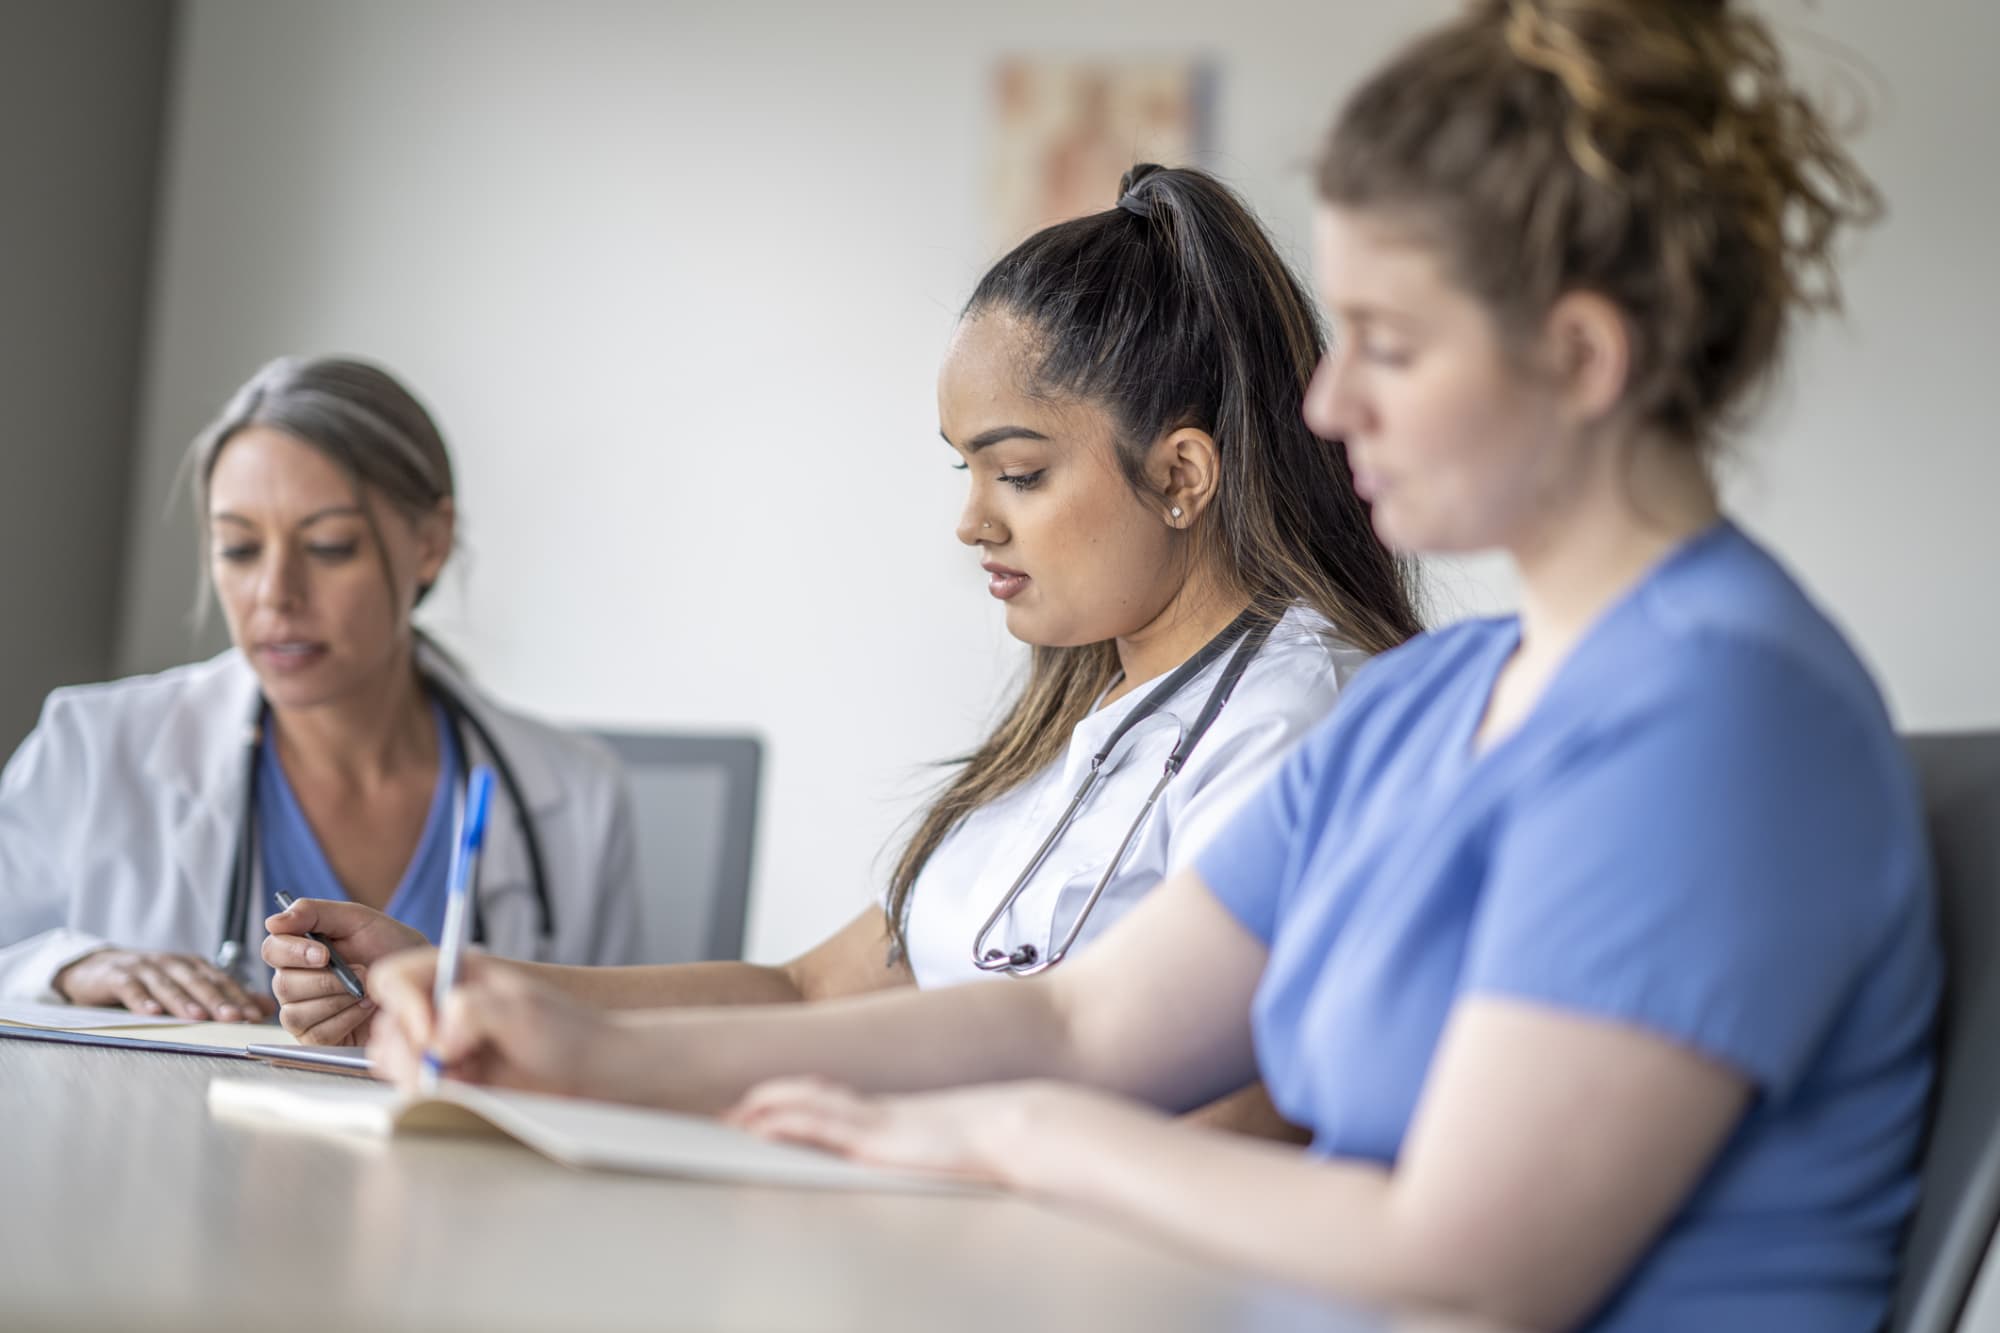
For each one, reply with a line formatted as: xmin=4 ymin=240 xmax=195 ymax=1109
xmin=259 ymin=696 xmax=459 ymax=916
xmin=1457 ymin=518 xmax=1736 ymax=768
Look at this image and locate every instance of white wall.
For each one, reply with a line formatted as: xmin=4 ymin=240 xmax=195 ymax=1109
xmin=118 ymin=0 xmax=2000 ymax=962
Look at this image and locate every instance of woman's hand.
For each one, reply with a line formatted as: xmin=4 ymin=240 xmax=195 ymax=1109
xmin=262 ymin=898 xmax=427 ymax=1046
xmin=52 ymin=948 xmax=274 ymax=1022
xmin=365 ymin=949 xmax=617 ymax=1097
xmin=725 ymin=1077 xmax=1145 ymax=1188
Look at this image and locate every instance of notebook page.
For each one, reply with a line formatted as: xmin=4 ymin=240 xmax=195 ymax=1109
xmin=207 ymin=1077 xmax=973 ymax=1193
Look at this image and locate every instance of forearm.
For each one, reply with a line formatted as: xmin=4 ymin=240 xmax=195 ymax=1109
xmin=597 ymin=974 xmax=1078 ymax=1113
xmin=506 ymin=905 xmax=913 ymax=1011
xmin=1180 ymin=1080 xmax=1311 ymax=1143
xmin=1008 ymin=1092 xmax=1460 ymax=1318
xmin=510 ymin=958 xmax=805 ymax=1009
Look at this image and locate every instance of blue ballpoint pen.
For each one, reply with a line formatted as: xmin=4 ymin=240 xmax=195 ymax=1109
xmin=422 ymin=765 xmax=495 ymax=1093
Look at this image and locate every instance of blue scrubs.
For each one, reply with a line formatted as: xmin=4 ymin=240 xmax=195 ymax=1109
xmin=258 ymin=696 xmax=462 ymax=945
xmin=1198 ymin=521 xmax=1938 ymax=1331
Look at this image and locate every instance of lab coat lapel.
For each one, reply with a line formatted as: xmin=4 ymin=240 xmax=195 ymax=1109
xmin=146 ymin=653 xmax=262 ymax=950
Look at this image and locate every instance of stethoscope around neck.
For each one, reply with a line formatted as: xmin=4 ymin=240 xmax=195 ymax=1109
xmin=211 ymin=670 xmax=555 ymax=981
xmin=970 ymin=608 xmax=1277 ymax=977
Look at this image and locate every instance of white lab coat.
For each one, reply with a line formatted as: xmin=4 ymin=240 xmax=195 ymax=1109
xmin=0 ymin=647 xmax=640 ymax=1001
xmin=900 ymin=605 xmax=1367 ymax=989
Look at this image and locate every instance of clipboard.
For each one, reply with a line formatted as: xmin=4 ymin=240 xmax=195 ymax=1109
xmin=244 ymin=1043 xmax=375 ymax=1077
xmin=0 ymin=1022 xmax=267 ymax=1059
xmin=0 ymin=1001 xmax=296 ymax=1059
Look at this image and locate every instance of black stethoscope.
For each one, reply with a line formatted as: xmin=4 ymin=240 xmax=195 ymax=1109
xmin=970 ymin=608 xmax=1277 ymax=977
xmin=212 ymin=671 xmax=554 ymax=980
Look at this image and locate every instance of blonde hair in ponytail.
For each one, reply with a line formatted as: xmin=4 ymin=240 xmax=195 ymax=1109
xmin=1320 ymin=0 xmax=1881 ymax=446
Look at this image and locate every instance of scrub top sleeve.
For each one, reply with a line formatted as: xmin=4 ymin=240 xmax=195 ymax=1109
xmin=1166 ymin=703 xmax=1328 ymax=877
xmin=1194 ymin=712 xmax=1340 ymax=946
xmin=1462 ymin=651 xmax=1905 ymax=1102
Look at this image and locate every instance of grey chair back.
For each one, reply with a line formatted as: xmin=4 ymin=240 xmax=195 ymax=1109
xmin=592 ymin=730 xmax=761 ymax=964
xmin=1957 ymin=1238 xmax=2000 ymax=1331
xmin=1891 ymin=731 xmax=2000 ymax=1333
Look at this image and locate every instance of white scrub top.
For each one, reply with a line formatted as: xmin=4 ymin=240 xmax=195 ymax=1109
xmin=900 ymin=605 xmax=1366 ymax=989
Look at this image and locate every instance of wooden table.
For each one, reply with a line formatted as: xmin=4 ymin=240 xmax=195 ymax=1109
xmin=0 ymin=1038 xmax=1410 ymax=1332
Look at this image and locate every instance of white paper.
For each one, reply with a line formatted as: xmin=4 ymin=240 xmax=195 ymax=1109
xmin=0 ymin=1001 xmax=192 ymax=1030
xmin=0 ymin=1001 xmax=296 ymax=1052
xmin=207 ymin=1077 xmax=974 ymax=1194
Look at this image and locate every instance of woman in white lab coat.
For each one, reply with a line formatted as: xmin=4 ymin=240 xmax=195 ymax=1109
xmin=271 ymin=169 xmax=1422 ymax=1104
xmin=0 ymin=356 xmax=639 ymax=1015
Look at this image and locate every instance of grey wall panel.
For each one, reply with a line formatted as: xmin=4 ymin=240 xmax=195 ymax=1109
xmin=0 ymin=0 xmax=175 ymax=750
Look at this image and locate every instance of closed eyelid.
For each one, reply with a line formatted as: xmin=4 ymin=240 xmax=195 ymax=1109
xmin=1333 ymin=304 xmax=1420 ymax=334
xmin=211 ymin=535 xmax=361 ymax=556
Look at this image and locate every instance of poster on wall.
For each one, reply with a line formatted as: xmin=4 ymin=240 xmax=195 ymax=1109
xmin=988 ymin=56 xmax=1219 ymax=256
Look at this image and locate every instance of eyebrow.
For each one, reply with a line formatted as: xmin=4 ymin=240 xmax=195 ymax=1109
xmin=210 ymin=505 xmax=365 ymax=528
xmin=940 ymin=425 xmax=1052 ymax=453
xmin=1331 ymin=303 xmax=1421 ymax=330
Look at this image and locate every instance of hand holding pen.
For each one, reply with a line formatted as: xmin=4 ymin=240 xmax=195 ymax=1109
xmin=271 ymin=891 xmax=367 ymax=1000
xmin=264 ymin=896 xmax=432 ymax=1045
xmin=365 ymin=761 xmax=626 ymax=1095
xmin=422 ymin=764 xmax=496 ymax=1093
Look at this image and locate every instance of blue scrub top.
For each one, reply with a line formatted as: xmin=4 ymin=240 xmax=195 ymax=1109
xmin=1198 ymin=521 xmax=1939 ymax=1332
xmin=258 ymin=696 xmax=462 ymax=946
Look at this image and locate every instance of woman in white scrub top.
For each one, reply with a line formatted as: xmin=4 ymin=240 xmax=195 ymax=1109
xmin=271 ymin=167 xmax=1419 ymax=1130
xmin=895 ymin=604 xmax=1364 ymax=988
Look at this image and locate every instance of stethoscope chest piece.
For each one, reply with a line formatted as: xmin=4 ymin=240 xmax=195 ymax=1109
xmin=970 ymin=610 xmax=1275 ymax=978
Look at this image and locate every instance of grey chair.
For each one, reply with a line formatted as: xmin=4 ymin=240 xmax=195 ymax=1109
xmin=1891 ymin=731 xmax=2000 ymax=1333
xmin=1958 ymin=1236 xmax=2000 ymax=1331
xmin=592 ymin=730 xmax=762 ymax=965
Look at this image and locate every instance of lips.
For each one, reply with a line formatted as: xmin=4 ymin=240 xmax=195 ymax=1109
xmin=256 ymin=640 xmax=328 ymax=673
xmin=1347 ymin=455 xmax=1385 ymax=502
xmin=981 ymin=561 xmax=1030 ymax=602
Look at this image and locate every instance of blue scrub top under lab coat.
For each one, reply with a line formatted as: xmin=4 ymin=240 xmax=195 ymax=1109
xmin=257 ymin=696 xmax=461 ymax=946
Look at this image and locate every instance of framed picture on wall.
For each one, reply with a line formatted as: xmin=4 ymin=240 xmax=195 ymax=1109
xmin=988 ymin=56 xmax=1219 ymax=255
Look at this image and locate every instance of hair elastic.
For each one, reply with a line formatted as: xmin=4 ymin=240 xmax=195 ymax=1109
xmin=1116 ymin=193 xmax=1154 ymax=220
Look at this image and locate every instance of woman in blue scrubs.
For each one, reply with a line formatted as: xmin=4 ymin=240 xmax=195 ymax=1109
xmin=366 ymin=3 xmax=1940 ymax=1328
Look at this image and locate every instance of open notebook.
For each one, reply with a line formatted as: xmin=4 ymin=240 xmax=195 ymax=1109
xmin=0 ymin=1001 xmax=297 ymax=1056
xmin=207 ymin=1077 xmax=974 ymax=1194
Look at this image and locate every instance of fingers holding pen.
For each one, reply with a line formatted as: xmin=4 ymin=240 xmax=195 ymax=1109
xmin=365 ymin=947 xmax=443 ymax=1051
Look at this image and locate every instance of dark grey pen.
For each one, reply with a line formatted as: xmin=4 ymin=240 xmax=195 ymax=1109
xmin=272 ymin=891 xmax=367 ymax=1000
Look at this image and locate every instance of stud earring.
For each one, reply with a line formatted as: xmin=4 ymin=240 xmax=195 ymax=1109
xmin=1170 ymin=506 xmax=1184 ymax=520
